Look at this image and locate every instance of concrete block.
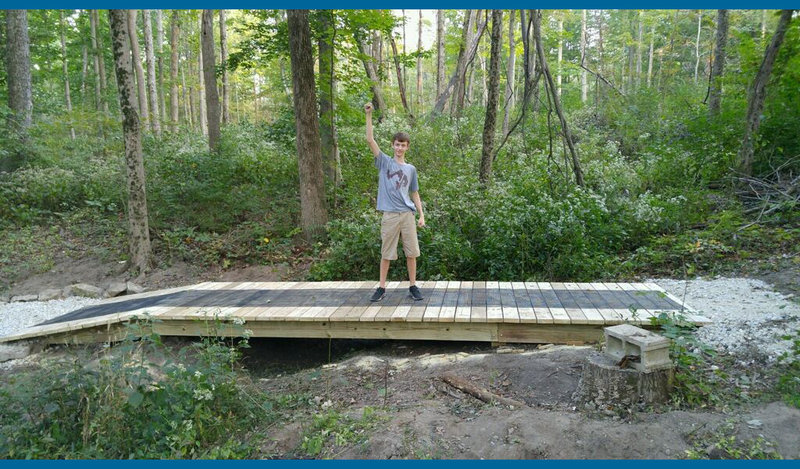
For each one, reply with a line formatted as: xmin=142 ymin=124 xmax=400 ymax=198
xmin=126 ymin=281 xmax=145 ymax=294
xmin=0 ymin=343 xmax=32 ymax=362
xmin=106 ymin=282 xmax=127 ymax=298
xmin=70 ymin=283 xmax=104 ymax=299
xmin=38 ymin=288 xmax=63 ymax=301
xmin=604 ymin=324 xmax=672 ymax=372
xmin=11 ymin=294 xmax=38 ymax=302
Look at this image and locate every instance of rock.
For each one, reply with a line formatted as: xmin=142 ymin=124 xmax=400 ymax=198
xmin=0 ymin=343 xmax=31 ymax=362
xmin=38 ymin=288 xmax=63 ymax=301
xmin=126 ymin=281 xmax=145 ymax=294
xmin=746 ymin=419 xmax=763 ymax=428
xmin=11 ymin=294 xmax=38 ymax=302
xmin=62 ymin=285 xmax=73 ymax=297
xmin=106 ymin=282 xmax=127 ymax=298
xmin=70 ymin=283 xmax=104 ymax=299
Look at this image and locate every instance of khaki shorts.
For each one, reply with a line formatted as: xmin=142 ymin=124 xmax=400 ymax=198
xmin=380 ymin=211 xmax=420 ymax=260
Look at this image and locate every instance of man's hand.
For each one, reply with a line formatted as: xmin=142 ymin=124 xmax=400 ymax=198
xmin=417 ymin=214 xmax=426 ymax=228
xmin=364 ymin=102 xmax=373 ymax=113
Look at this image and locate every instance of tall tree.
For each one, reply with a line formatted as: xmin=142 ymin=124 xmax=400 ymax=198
xmin=198 ymin=14 xmax=207 ymax=136
xmin=169 ymin=10 xmax=179 ymax=131
xmin=416 ymin=10 xmax=423 ymax=111
xmin=5 ymin=10 xmax=33 ymax=135
xmin=647 ymin=18 xmax=655 ymax=87
xmin=433 ymin=12 xmax=487 ymax=115
xmin=286 ymin=10 xmax=329 ymax=241
xmin=502 ymin=10 xmax=516 ymax=137
xmin=479 ymin=10 xmax=503 ymax=185
xmin=581 ymin=9 xmax=588 ymax=102
xmin=127 ymin=10 xmax=149 ymax=123
xmin=636 ymin=10 xmax=643 ymax=87
xmin=108 ymin=9 xmax=151 ymax=277
xmin=156 ymin=10 xmax=166 ymax=122
xmin=317 ymin=10 xmax=340 ymax=184
xmin=90 ymin=10 xmax=108 ymax=114
xmin=708 ymin=10 xmax=728 ymax=117
xmin=357 ymin=36 xmax=387 ymax=121
xmin=694 ymin=10 xmax=702 ymax=83
xmin=390 ymin=36 xmax=413 ymax=119
xmin=557 ymin=14 xmax=563 ymax=97
xmin=533 ymin=10 xmax=583 ymax=186
xmin=738 ymin=10 xmax=794 ymax=176
xmin=201 ymin=9 xmax=221 ymax=151
xmin=436 ymin=10 xmax=445 ymax=100
xmin=220 ymin=10 xmax=230 ymax=124
xmin=59 ymin=10 xmax=76 ymax=140
xmin=452 ymin=10 xmax=476 ymax=115
xmin=143 ymin=10 xmax=161 ymax=135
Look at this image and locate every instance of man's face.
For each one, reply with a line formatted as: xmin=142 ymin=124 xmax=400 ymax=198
xmin=392 ymin=140 xmax=409 ymax=156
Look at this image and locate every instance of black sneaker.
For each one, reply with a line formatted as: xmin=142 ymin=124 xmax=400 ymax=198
xmin=409 ymin=285 xmax=424 ymax=301
xmin=370 ymin=287 xmax=386 ymax=302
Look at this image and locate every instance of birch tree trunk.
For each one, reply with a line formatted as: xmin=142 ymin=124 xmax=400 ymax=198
xmin=143 ymin=10 xmax=161 ymax=135
xmin=417 ymin=10 xmax=422 ymax=111
xmin=647 ymin=21 xmax=655 ymax=87
xmin=59 ymin=10 xmax=76 ymax=140
xmin=708 ymin=10 xmax=728 ymax=117
xmin=127 ymin=10 xmax=149 ymax=123
xmin=557 ymin=16 xmax=563 ymax=97
xmin=81 ymin=44 xmax=88 ymax=100
xmin=170 ymin=10 xmax=179 ymax=131
xmin=436 ymin=10 xmax=445 ymax=100
xmin=738 ymin=9 xmax=794 ymax=176
xmin=694 ymin=10 xmax=702 ymax=84
xmin=432 ymin=13 xmax=487 ymax=115
xmin=636 ymin=10 xmax=643 ymax=88
xmin=452 ymin=10 xmax=476 ymax=115
xmin=220 ymin=10 xmax=230 ymax=124
xmin=201 ymin=9 xmax=220 ymax=151
xmin=502 ymin=10 xmax=516 ymax=137
xmin=108 ymin=9 xmax=151 ymax=277
xmin=157 ymin=10 xmax=166 ymax=123
xmin=479 ymin=10 xmax=503 ymax=185
xmin=533 ymin=10 xmax=583 ymax=187
xmin=90 ymin=11 xmax=104 ymax=114
xmin=581 ymin=9 xmax=588 ymax=102
xmin=6 ymin=10 xmax=32 ymax=134
xmin=286 ymin=10 xmax=329 ymax=242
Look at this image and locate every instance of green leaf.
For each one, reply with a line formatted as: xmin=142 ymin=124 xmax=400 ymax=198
xmin=127 ymin=390 xmax=144 ymax=407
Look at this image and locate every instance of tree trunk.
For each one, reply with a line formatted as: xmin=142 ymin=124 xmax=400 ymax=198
xmin=81 ymin=43 xmax=89 ymax=100
xmin=59 ymin=10 xmax=76 ymax=140
xmin=519 ymin=10 xmax=537 ymax=112
xmin=557 ymin=16 xmax=563 ymax=97
xmin=436 ymin=10 xmax=445 ymax=101
xmin=90 ymin=11 xmax=103 ymax=113
xmin=143 ymin=10 xmax=161 ymax=135
xmin=220 ymin=10 xmax=230 ymax=125
xmin=708 ymin=10 xmax=728 ymax=117
xmin=738 ymin=9 xmax=794 ymax=176
xmin=647 ymin=20 xmax=655 ymax=87
xmin=6 ymin=10 xmax=33 ymax=134
xmin=318 ymin=10 xmax=340 ymax=184
xmin=198 ymin=14 xmax=207 ymax=136
xmin=357 ymin=36 xmax=387 ymax=122
xmin=452 ymin=10 xmax=476 ymax=116
xmin=127 ymin=10 xmax=149 ymax=124
xmin=502 ymin=10 xmax=516 ymax=137
xmin=533 ymin=10 xmax=583 ymax=187
xmin=108 ymin=9 xmax=151 ymax=277
xmin=581 ymin=9 xmax=588 ymax=102
xmin=576 ymin=353 xmax=674 ymax=406
xmin=636 ymin=10 xmax=643 ymax=88
xmin=694 ymin=10 xmax=702 ymax=84
xmin=170 ymin=10 xmax=180 ymax=131
xmin=156 ymin=10 xmax=165 ymax=122
xmin=390 ymin=37 xmax=414 ymax=120
xmin=286 ymin=10 xmax=329 ymax=242
xmin=201 ymin=9 xmax=221 ymax=151
xmin=761 ymin=10 xmax=767 ymax=41
xmin=402 ymin=9 xmax=408 ymax=104
xmin=433 ymin=12 xmax=487 ymax=116
xmin=417 ymin=10 xmax=422 ymax=111
xmin=479 ymin=10 xmax=503 ymax=185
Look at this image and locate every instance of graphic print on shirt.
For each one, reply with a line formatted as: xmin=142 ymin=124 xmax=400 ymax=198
xmin=386 ymin=169 xmax=409 ymax=190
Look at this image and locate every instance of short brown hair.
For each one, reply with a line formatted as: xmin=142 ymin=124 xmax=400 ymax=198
xmin=392 ymin=132 xmax=410 ymax=144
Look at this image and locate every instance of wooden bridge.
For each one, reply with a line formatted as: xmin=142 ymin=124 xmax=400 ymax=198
xmin=0 ymin=281 xmax=709 ymax=346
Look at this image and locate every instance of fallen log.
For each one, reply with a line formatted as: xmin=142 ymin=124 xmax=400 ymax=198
xmin=441 ymin=372 xmax=526 ymax=408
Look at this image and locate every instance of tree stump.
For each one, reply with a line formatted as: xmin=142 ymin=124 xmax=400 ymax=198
xmin=575 ymin=352 xmax=674 ymax=407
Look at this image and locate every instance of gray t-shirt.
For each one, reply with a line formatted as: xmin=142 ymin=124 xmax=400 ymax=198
xmin=375 ymin=151 xmax=419 ymax=213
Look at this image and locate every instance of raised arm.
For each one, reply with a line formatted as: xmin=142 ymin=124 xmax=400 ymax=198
xmin=364 ymin=102 xmax=381 ymax=157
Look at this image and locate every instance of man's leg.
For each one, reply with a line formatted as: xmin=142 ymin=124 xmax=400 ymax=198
xmin=406 ymin=256 xmax=416 ymax=287
xmin=379 ymin=259 xmax=391 ymax=288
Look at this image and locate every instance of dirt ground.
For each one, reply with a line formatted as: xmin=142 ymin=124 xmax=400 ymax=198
xmin=3 ymin=256 xmax=799 ymax=459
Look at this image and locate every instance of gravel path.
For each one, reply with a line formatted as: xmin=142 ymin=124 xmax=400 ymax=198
xmin=2 ymin=278 xmax=799 ymax=362
xmin=654 ymin=277 xmax=800 ymax=362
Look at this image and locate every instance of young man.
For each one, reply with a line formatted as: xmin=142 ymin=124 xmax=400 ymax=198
xmin=365 ymin=102 xmax=425 ymax=302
